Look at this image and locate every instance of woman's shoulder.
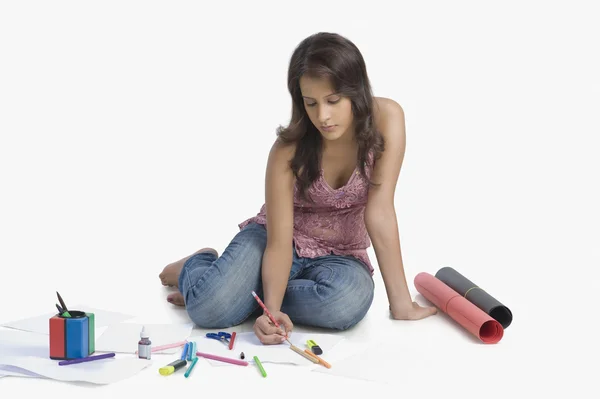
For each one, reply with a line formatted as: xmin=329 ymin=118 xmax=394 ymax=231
xmin=270 ymin=136 xmax=297 ymax=160
xmin=373 ymin=96 xmax=404 ymax=129
xmin=266 ymin=137 xmax=298 ymax=176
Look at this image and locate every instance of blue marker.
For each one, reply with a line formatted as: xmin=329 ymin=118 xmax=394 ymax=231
xmin=181 ymin=342 xmax=189 ymax=360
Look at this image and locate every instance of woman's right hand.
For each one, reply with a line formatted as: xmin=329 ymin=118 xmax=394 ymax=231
xmin=253 ymin=310 xmax=293 ymax=345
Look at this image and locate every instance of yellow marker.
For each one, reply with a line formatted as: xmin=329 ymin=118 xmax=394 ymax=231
xmin=159 ymin=359 xmax=187 ymax=376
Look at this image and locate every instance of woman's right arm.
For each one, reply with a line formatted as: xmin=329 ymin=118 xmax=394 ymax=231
xmin=261 ymin=139 xmax=296 ymax=314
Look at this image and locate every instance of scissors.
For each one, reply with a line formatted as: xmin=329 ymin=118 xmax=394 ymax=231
xmin=206 ymin=332 xmax=231 ymax=345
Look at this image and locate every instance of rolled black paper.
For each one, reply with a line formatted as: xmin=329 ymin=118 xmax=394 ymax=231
xmin=435 ymin=266 xmax=513 ymax=328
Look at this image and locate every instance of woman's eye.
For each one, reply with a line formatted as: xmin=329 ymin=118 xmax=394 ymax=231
xmin=306 ymin=98 xmax=340 ymax=107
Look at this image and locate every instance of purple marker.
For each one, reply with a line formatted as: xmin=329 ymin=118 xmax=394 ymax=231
xmin=58 ymin=352 xmax=115 ymax=366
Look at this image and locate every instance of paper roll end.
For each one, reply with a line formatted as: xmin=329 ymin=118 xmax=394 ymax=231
xmin=414 ymin=272 xmax=430 ymax=285
xmin=479 ymin=320 xmax=504 ymax=344
xmin=490 ymin=306 xmax=512 ymax=329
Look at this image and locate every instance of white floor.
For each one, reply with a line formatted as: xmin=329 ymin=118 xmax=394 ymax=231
xmin=0 ymin=242 xmax=590 ymax=397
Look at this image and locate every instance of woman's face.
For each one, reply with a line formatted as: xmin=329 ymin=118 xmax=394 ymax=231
xmin=299 ymin=75 xmax=354 ymax=143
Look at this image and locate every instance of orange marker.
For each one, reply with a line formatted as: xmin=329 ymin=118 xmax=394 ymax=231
xmin=304 ymin=349 xmax=331 ymax=368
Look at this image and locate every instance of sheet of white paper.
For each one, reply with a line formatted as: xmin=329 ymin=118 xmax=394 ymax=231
xmin=311 ymin=341 xmax=409 ymax=383
xmin=0 ymin=355 xmax=152 ymax=385
xmin=0 ymin=365 xmax=44 ymax=378
xmin=0 ymin=329 xmax=152 ymax=384
xmin=0 ymin=305 xmax=135 ymax=335
xmin=188 ymin=332 xmax=345 ymax=366
xmin=95 ymin=323 xmax=193 ymax=354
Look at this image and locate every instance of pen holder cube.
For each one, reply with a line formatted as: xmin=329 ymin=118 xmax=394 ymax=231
xmin=49 ymin=310 xmax=95 ymax=360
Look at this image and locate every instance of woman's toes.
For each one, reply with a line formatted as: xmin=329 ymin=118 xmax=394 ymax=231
xmin=159 ymin=270 xmax=170 ymax=286
xmin=167 ymin=292 xmax=185 ymax=306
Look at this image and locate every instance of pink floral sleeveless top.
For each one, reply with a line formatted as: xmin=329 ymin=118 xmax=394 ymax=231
xmin=239 ymin=153 xmax=375 ymax=275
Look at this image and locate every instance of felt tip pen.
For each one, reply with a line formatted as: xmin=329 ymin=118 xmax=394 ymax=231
xmin=254 ymin=356 xmax=267 ymax=377
xmin=181 ymin=342 xmax=189 ymax=360
xmin=59 ymin=352 xmax=115 ymax=366
xmin=184 ymin=357 xmax=199 ymax=378
xmin=159 ymin=359 xmax=187 ymax=376
xmin=56 ymin=291 xmax=68 ymax=312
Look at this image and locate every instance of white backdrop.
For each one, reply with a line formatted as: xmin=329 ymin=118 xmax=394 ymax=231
xmin=1 ymin=0 xmax=598 ymax=396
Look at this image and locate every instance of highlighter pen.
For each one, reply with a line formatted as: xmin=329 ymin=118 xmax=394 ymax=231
xmin=159 ymin=359 xmax=187 ymax=376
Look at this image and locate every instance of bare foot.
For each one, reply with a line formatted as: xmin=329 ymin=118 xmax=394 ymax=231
xmin=159 ymin=247 xmax=218 ymax=288
xmin=167 ymin=292 xmax=185 ymax=306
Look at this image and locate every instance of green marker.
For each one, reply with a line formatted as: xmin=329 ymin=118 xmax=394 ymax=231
xmin=62 ymin=311 xmax=71 ymax=318
xmin=253 ymin=356 xmax=267 ymax=377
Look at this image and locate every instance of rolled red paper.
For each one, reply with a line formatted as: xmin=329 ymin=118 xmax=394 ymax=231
xmin=414 ymin=272 xmax=504 ymax=344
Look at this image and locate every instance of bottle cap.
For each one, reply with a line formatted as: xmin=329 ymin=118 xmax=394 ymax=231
xmin=140 ymin=326 xmax=149 ymax=338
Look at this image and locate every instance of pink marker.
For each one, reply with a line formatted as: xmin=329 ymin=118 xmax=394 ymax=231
xmin=196 ymin=351 xmax=249 ymax=366
xmin=135 ymin=340 xmax=186 ymax=355
xmin=251 ymin=291 xmax=289 ymax=342
xmin=251 ymin=291 xmax=279 ymax=329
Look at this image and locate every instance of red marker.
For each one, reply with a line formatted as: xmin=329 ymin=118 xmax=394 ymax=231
xmin=229 ymin=332 xmax=236 ymax=350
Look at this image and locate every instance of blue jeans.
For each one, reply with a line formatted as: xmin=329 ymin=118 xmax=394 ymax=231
xmin=178 ymin=222 xmax=374 ymax=330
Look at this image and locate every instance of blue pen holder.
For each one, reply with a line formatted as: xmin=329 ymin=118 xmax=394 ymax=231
xmin=49 ymin=310 xmax=95 ymax=360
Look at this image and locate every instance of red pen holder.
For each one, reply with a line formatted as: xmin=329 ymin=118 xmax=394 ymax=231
xmin=49 ymin=310 xmax=95 ymax=360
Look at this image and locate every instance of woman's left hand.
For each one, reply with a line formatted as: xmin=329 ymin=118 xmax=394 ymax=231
xmin=390 ymin=301 xmax=437 ymax=320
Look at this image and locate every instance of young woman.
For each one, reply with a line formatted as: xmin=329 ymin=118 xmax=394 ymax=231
xmin=159 ymin=32 xmax=437 ymax=345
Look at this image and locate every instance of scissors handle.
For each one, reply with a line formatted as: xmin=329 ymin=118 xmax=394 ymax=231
xmin=206 ymin=332 xmax=231 ymax=343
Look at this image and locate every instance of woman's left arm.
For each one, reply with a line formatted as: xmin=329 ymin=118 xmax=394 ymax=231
xmin=365 ymin=99 xmax=437 ymax=320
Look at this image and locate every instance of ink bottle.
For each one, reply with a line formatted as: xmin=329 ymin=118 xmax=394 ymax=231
xmin=138 ymin=326 xmax=152 ymax=360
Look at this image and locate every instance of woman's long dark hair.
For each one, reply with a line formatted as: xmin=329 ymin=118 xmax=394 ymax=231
xmin=276 ymin=32 xmax=385 ymax=201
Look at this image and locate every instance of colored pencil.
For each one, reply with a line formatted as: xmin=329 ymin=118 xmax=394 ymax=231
xmin=304 ymin=349 xmax=331 ymax=368
xmin=290 ymin=344 xmax=318 ymax=363
xmin=251 ymin=291 xmax=290 ymax=344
